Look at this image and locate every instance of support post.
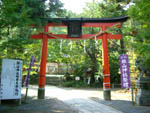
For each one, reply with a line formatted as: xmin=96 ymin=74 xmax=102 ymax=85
xmin=38 ymin=26 xmax=48 ymax=99
xmin=102 ymin=26 xmax=111 ymax=100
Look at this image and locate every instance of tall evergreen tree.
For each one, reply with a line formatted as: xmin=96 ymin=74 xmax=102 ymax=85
xmin=0 ymin=0 xmax=65 ymax=68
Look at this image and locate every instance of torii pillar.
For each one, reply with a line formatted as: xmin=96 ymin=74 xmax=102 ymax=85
xmin=38 ymin=26 xmax=48 ymax=99
xmin=102 ymin=26 xmax=111 ymax=100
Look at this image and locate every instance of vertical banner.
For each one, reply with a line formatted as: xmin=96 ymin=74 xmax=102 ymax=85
xmin=120 ymin=54 xmax=131 ymax=88
xmin=24 ymin=56 xmax=36 ymax=87
xmin=0 ymin=59 xmax=22 ymax=100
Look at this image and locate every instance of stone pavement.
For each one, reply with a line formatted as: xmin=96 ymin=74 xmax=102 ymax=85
xmin=65 ymin=98 xmax=122 ymax=113
xmin=23 ymin=85 xmax=123 ymax=113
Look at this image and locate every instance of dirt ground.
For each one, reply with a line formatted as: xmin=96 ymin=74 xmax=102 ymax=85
xmin=0 ymin=85 xmax=150 ymax=113
xmin=0 ymin=97 xmax=79 ymax=113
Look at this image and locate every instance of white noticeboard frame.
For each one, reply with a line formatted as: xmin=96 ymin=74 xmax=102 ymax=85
xmin=0 ymin=59 xmax=22 ymax=100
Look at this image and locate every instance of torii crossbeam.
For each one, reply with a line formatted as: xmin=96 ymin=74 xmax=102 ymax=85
xmin=31 ymin=16 xmax=128 ymax=100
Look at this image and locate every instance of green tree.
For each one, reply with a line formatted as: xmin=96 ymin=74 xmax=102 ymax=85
xmin=127 ymin=0 xmax=150 ymax=75
xmin=0 ymin=0 xmax=65 ymax=70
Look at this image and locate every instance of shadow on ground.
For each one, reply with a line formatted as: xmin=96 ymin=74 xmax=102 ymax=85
xmin=0 ymin=95 xmax=79 ymax=113
xmin=90 ymin=97 xmax=150 ymax=113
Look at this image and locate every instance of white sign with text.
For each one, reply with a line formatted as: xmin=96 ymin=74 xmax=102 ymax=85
xmin=0 ymin=59 xmax=22 ymax=100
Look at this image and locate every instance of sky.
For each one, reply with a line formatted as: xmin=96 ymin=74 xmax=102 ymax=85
xmin=60 ymin=0 xmax=96 ymax=14
xmin=60 ymin=0 xmax=134 ymax=13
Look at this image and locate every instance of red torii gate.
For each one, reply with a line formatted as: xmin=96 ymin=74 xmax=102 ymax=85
xmin=31 ymin=16 xmax=128 ymax=100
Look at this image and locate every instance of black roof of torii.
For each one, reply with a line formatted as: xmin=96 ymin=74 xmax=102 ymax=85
xmin=47 ymin=16 xmax=129 ymax=23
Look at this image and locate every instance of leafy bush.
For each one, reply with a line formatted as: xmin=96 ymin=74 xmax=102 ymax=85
xmin=29 ymin=73 xmax=39 ymax=84
xmin=62 ymin=78 xmax=103 ymax=88
xmin=62 ymin=80 xmax=89 ymax=88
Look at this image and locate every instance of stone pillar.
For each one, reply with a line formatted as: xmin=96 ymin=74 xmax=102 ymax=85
xmin=136 ymin=77 xmax=150 ymax=106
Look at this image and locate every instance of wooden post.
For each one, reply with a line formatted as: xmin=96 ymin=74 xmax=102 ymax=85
xmin=38 ymin=26 xmax=48 ymax=99
xmin=102 ymin=26 xmax=111 ymax=100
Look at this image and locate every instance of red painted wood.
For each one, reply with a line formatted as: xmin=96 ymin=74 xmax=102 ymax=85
xmin=45 ymin=34 xmax=103 ymax=40
xmin=47 ymin=22 xmax=121 ymax=27
xmin=39 ymin=26 xmax=48 ymax=88
xmin=82 ymin=22 xmax=119 ymax=27
xmin=108 ymin=34 xmax=122 ymax=39
xmin=101 ymin=26 xmax=111 ymax=90
xmin=31 ymin=33 xmax=43 ymax=39
xmin=31 ymin=33 xmax=121 ymax=40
